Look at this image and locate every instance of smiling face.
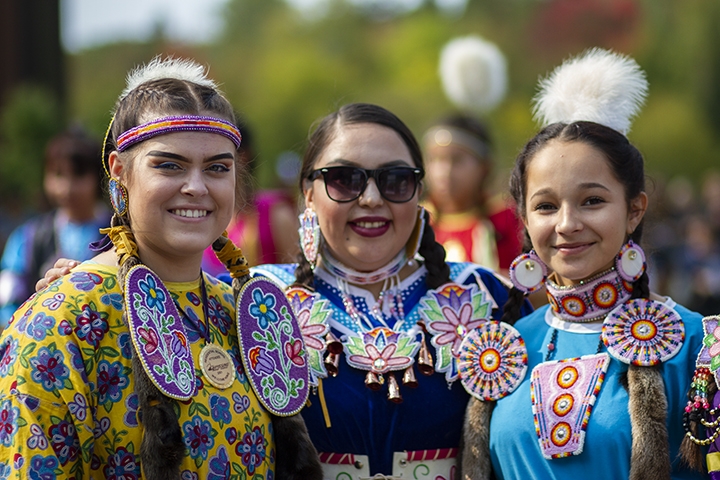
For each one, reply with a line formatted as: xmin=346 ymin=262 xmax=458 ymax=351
xmin=523 ymin=140 xmax=647 ymax=286
xmin=304 ymin=122 xmax=421 ymax=272
xmin=109 ymin=130 xmax=236 ymax=276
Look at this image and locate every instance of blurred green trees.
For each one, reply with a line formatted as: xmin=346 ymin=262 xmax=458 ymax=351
xmin=57 ymin=0 xmax=720 ymax=191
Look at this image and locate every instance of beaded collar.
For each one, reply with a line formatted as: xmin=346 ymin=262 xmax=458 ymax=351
xmin=320 ymin=247 xmax=408 ymax=286
xmin=545 ymin=267 xmax=633 ymax=323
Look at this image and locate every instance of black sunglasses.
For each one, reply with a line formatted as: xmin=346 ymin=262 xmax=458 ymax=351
xmin=309 ymin=166 xmax=423 ymax=203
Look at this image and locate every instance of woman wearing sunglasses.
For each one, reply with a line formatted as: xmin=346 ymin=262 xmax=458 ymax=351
xmin=252 ymin=102 xmax=531 ymax=478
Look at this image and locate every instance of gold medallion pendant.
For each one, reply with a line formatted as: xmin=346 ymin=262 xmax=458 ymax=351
xmin=200 ymin=344 xmax=235 ymax=389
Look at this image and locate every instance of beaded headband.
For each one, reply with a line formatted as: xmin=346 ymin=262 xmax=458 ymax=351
xmin=423 ymin=126 xmax=491 ymax=160
xmin=116 ymin=115 xmax=242 ymax=152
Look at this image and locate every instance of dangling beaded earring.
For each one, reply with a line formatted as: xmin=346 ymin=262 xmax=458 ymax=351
xmin=615 ymin=240 xmax=646 ymax=282
xmin=405 ymin=206 xmax=426 ymax=263
xmin=109 ymin=178 xmax=129 ymax=216
xmin=298 ymin=207 xmax=320 ymax=268
xmin=509 ymin=250 xmax=547 ymax=294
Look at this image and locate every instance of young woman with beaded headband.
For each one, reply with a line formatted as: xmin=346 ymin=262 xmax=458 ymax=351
xmin=0 ymin=57 xmax=321 ymax=479
xmin=459 ymin=49 xmax=704 ymax=480
xmin=249 ymin=102 xmax=532 ymax=478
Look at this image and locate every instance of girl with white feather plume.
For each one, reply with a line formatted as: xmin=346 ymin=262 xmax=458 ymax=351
xmin=458 ymin=49 xmax=704 ymax=479
xmin=423 ymin=36 xmax=523 ymax=275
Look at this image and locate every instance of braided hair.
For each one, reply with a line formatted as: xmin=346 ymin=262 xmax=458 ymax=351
xmin=294 ymin=103 xmax=450 ymax=289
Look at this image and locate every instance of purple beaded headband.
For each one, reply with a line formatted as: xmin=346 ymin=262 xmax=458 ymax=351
xmin=116 ymin=115 xmax=242 ymax=152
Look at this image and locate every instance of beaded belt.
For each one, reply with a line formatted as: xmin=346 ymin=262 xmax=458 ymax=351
xmin=318 ymin=448 xmax=457 ymax=479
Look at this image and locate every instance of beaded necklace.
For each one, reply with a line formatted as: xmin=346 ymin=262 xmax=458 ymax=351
xmin=545 ymin=267 xmax=632 ymax=323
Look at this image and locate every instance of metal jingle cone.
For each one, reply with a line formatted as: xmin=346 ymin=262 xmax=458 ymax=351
xmin=324 ymin=352 xmax=340 ymax=377
xmin=402 ymin=366 xmax=418 ymax=388
xmin=365 ymin=371 xmax=383 ymax=391
xmin=387 ymin=373 xmax=402 ymax=403
xmin=417 ymin=338 xmax=434 ymax=376
xmin=325 ymin=332 xmax=343 ymax=355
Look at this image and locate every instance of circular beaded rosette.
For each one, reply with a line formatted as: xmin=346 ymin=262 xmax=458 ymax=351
xmin=457 ymin=321 xmax=527 ymax=401
xmin=602 ymin=298 xmax=684 ymax=366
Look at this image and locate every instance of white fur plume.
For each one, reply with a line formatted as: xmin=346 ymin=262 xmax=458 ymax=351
xmin=120 ymin=56 xmax=218 ymax=99
xmin=533 ymin=48 xmax=648 ymax=134
xmin=439 ymin=36 xmax=508 ymax=112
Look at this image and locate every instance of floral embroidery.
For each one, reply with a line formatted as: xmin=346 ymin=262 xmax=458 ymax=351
xmin=103 ymin=446 xmax=139 ymax=480
xmin=0 ymin=400 xmax=20 ymax=447
xmin=138 ymin=274 xmax=167 ymax=313
xmin=238 ymin=426 xmax=267 ymax=475
xmin=69 ymin=271 xmax=103 ymax=291
xmin=0 ymin=265 xmax=274 ymax=477
xmin=250 ymin=289 xmax=278 ymax=328
xmin=28 ymin=454 xmax=59 ymax=480
xmin=30 ymin=345 xmax=71 ymax=392
xmin=49 ymin=418 xmax=79 ymax=465
xmin=74 ymin=304 xmax=109 ymax=347
xmin=26 ymin=312 xmax=55 ymax=341
xmin=183 ymin=416 xmax=216 ymax=460
xmin=210 ymin=394 xmax=232 ymax=426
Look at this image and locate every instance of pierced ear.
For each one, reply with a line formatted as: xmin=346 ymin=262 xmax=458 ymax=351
xmin=108 ymin=151 xmax=125 ymax=179
xmin=302 ymin=180 xmax=314 ymax=210
xmin=627 ymin=192 xmax=648 ymax=234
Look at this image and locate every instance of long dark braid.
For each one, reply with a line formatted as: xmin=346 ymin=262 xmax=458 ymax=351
xmin=293 ymin=250 xmax=315 ymax=289
xmin=417 ymin=209 xmax=450 ymax=289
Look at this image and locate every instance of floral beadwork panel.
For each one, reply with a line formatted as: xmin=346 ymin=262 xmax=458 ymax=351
xmin=0 ymin=265 xmax=275 ymax=479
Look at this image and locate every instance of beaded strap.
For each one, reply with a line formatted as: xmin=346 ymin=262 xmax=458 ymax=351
xmin=100 ymin=225 xmax=138 ymax=266
xmin=213 ymin=232 xmax=250 ymax=278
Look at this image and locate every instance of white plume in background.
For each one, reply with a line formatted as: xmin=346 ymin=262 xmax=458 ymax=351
xmin=439 ymin=36 xmax=508 ymax=113
xmin=121 ymin=56 xmax=218 ymax=99
xmin=532 ymin=48 xmax=648 ymax=134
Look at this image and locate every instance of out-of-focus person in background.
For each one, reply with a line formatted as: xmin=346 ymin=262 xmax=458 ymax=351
xmin=201 ymin=116 xmax=299 ymax=279
xmin=422 ymin=36 xmax=522 ymax=275
xmin=0 ymin=127 xmax=109 ymax=328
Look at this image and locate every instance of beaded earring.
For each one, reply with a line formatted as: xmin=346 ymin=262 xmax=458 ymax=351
xmin=616 ymin=240 xmax=646 ymax=282
xmin=298 ymin=207 xmax=321 ymax=268
xmin=109 ymin=178 xmax=129 ymax=216
xmin=509 ymin=250 xmax=547 ymax=294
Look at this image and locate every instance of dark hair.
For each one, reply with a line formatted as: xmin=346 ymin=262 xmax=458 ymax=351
xmin=44 ymin=126 xmax=103 ymax=198
xmin=502 ymin=121 xmax=649 ymax=324
xmin=294 ymin=103 xmax=450 ymax=288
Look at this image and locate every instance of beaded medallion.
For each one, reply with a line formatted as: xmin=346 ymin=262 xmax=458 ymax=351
xmin=124 ymin=265 xmax=195 ymax=400
xmin=419 ymin=283 xmax=493 ymax=382
xmin=237 ymin=277 xmax=309 ymax=416
xmin=286 ymin=286 xmax=332 ymax=386
xmin=602 ymin=298 xmax=684 ymax=366
xmin=457 ymin=321 xmax=527 ymax=401
xmin=344 ymin=326 xmax=420 ymax=374
xmin=530 ymin=353 xmax=609 ymax=459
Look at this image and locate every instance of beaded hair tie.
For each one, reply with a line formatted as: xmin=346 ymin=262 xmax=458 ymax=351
xmin=117 ymin=115 xmax=242 ymax=152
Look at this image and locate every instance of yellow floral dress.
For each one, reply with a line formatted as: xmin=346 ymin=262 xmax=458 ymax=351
xmin=0 ymin=263 xmax=275 ymax=479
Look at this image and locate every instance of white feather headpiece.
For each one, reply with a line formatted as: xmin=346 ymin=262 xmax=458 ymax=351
xmin=532 ymin=48 xmax=648 ymax=134
xmin=439 ymin=36 xmax=508 ymax=113
xmin=120 ymin=56 xmax=218 ymax=100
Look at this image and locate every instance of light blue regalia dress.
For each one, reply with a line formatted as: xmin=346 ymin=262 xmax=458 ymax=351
xmin=489 ymin=301 xmax=704 ymax=480
xmin=252 ymin=261 xmax=532 ymax=477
